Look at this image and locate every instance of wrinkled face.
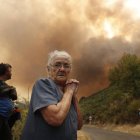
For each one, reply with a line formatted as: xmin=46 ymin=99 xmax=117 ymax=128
xmin=48 ymin=57 xmax=71 ymax=85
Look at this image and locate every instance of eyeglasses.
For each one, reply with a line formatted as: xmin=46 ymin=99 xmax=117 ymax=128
xmin=51 ymin=63 xmax=71 ymax=69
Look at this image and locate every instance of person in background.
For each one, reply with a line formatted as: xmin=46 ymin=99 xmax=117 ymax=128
xmin=0 ymin=63 xmax=17 ymax=140
xmin=8 ymin=103 xmax=21 ymax=129
xmin=21 ymin=50 xmax=83 ymax=140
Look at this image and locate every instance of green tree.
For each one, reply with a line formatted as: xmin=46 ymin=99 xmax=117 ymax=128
xmin=109 ymin=53 xmax=140 ymax=97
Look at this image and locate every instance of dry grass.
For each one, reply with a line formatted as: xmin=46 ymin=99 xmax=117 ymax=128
xmin=112 ymin=124 xmax=140 ymax=136
xmin=77 ymin=130 xmax=91 ymax=140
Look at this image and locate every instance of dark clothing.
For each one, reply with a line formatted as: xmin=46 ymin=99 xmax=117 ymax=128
xmin=0 ymin=81 xmax=14 ymax=118
xmin=0 ymin=80 xmax=17 ymax=140
xmin=8 ymin=108 xmax=21 ymax=129
xmin=0 ymin=81 xmax=17 ymax=118
xmin=0 ymin=98 xmax=14 ymax=118
xmin=0 ymin=115 xmax=12 ymax=140
xmin=0 ymin=81 xmax=17 ymax=100
xmin=21 ymin=78 xmax=78 ymax=140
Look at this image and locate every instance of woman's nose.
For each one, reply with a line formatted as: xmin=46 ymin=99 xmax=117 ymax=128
xmin=59 ymin=65 xmax=65 ymax=70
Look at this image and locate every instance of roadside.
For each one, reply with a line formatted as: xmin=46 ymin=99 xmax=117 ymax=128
xmin=107 ymin=124 xmax=140 ymax=136
xmin=77 ymin=130 xmax=91 ymax=140
xmin=84 ymin=124 xmax=140 ymax=137
xmin=77 ymin=124 xmax=140 ymax=140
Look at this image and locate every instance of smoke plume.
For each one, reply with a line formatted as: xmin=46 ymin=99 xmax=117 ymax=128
xmin=0 ymin=0 xmax=140 ymax=99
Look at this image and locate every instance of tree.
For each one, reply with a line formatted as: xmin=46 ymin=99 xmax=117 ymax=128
xmin=109 ymin=53 xmax=140 ymax=97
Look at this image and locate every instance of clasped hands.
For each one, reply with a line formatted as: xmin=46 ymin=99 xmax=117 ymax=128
xmin=65 ymin=79 xmax=79 ymax=95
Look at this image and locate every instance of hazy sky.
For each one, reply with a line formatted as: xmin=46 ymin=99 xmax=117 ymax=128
xmin=1 ymin=0 xmax=140 ymax=100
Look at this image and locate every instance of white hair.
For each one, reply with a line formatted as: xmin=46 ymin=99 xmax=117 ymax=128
xmin=47 ymin=50 xmax=72 ymax=67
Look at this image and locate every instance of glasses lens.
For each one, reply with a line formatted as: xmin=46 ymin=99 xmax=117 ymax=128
xmin=53 ymin=63 xmax=71 ymax=69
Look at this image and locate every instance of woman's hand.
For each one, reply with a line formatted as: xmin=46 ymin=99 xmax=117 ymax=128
xmin=65 ymin=79 xmax=79 ymax=95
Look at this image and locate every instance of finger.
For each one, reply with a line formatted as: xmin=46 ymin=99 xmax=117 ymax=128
xmin=66 ymin=79 xmax=79 ymax=84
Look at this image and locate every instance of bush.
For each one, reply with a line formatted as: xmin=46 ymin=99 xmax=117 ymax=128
xmin=12 ymin=109 xmax=28 ymax=140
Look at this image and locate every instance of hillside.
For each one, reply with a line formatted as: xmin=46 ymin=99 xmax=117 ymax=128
xmin=80 ymin=54 xmax=140 ymax=125
xmin=80 ymin=85 xmax=140 ymax=124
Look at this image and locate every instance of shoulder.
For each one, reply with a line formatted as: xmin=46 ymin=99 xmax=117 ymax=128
xmin=34 ymin=78 xmax=56 ymax=89
xmin=35 ymin=78 xmax=50 ymax=84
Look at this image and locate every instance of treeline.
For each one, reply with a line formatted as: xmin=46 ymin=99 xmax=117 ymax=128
xmin=80 ymin=54 xmax=140 ymax=124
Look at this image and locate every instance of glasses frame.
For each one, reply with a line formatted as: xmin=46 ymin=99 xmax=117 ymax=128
xmin=50 ymin=62 xmax=71 ymax=70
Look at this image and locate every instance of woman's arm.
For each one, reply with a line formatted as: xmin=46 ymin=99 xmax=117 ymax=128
xmin=41 ymin=81 xmax=77 ymax=126
xmin=72 ymin=95 xmax=83 ymax=130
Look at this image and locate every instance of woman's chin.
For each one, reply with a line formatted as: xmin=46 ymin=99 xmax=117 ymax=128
xmin=56 ymin=78 xmax=67 ymax=85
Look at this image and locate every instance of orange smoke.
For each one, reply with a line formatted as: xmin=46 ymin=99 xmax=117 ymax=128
xmin=0 ymin=0 xmax=140 ymax=99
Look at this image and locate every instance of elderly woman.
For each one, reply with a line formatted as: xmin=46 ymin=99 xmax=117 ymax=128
xmin=21 ymin=50 xmax=83 ymax=140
